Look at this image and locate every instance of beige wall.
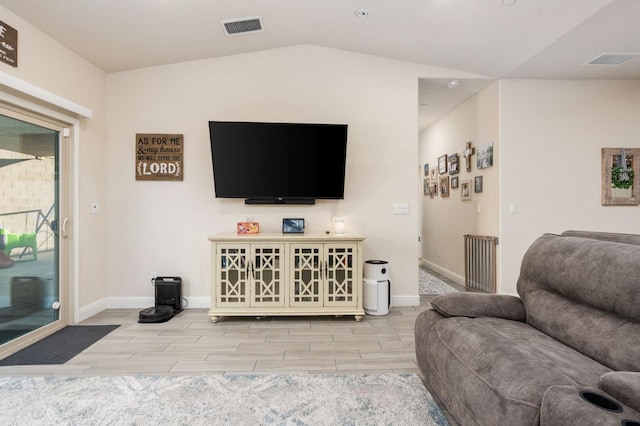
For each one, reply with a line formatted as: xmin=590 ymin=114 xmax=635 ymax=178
xmin=12 ymin=3 xmax=636 ymax=315
xmin=419 ymin=82 xmax=500 ymax=286
xmin=422 ymin=79 xmax=640 ymax=296
xmin=0 ymin=6 xmax=108 ymax=312
xmin=0 ymin=2 xmax=483 ymax=316
xmin=499 ymin=79 xmax=640 ymax=295
xmin=106 ymin=46 xmax=477 ymax=307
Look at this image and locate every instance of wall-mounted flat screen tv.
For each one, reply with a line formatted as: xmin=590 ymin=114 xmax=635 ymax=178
xmin=209 ymin=121 xmax=348 ymax=204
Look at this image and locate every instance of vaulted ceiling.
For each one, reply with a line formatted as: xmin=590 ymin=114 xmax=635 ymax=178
xmin=1 ymin=0 xmax=638 ymax=130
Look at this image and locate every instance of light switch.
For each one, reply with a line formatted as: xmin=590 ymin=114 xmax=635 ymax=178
xmin=91 ymin=202 xmax=101 ymax=214
xmin=509 ymin=203 xmax=517 ymax=214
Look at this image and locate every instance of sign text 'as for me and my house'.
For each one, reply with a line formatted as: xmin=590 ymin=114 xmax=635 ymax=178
xmin=0 ymin=20 xmax=18 ymax=67
xmin=136 ymin=133 xmax=184 ymax=181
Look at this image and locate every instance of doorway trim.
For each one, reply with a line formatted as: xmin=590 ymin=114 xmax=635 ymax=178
xmin=0 ymin=73 xmax=92 ymax=330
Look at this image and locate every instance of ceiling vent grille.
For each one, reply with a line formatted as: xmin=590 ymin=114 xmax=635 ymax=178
xmin=221 ymin=16 xmax=263 ymax=36
xmin=585 ymin=53 xmax=638 ymax=66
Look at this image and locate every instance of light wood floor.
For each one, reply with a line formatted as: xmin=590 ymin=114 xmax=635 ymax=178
xmin=0 ymin=296 xmax=442 ymax=377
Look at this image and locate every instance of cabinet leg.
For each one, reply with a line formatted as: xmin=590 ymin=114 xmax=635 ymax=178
xmin=210 ymin=316 xmax=219 ymax=323
xmin=355 ymin=315 xmax=363 ymax=322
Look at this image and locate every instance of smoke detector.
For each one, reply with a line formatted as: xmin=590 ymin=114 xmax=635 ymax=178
xmin=221 ymin=16 xmax=264 ymax=36
xmin=354 ymin=9 xmax=369 ymax=19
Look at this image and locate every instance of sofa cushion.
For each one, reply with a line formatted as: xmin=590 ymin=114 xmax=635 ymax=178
xmin=426 ymin=315 xmax=611 ymax=425
xmin=517 ymin=233 xmax=640 ymax=371
xmin=561 ymin=230 xmax=640 ymax=245
xmin=598 ymin=371 xmax=640 ymax=413
xmin=431 ymin=293 xmax=525 ymax=322
xmin=540 ymin=385 xmax=640 ymax=426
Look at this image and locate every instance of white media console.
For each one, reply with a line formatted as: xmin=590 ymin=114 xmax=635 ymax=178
xmin=208 ymin=233 xmax=365 ymax=322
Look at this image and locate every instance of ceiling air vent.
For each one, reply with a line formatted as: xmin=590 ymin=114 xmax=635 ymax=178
xmin=221 ymin=16 xmax=263 ymax=36
xmin=585 ymin=53 xmax=638 ymax=66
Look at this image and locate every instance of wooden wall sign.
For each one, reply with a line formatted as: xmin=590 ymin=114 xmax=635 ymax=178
xmin=136 ymin=133 xmax=183 ymax=181
xmin=0 ymin=20 xmax=18 ymax=67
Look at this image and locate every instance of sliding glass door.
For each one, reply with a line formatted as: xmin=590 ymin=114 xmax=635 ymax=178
xmin=0 ymin=111 xmax=65 ymax=345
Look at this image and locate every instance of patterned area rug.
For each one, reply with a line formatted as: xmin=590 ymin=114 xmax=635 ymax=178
xmin=0 ymin=374 xmax=449 ymax=425
xmin=419 ymin=269 xmax=458 ymax=295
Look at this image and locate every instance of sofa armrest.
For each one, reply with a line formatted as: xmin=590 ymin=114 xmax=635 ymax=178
xmin=430 ymin=293 xmax=526 ymax=322
xmin=598 ymin=371 xmax=640 ymax=413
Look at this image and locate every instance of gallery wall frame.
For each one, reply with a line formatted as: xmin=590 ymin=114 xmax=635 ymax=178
xmin=461 ymin=180 xmax=472 ymax=200
xmin=429 ymin=181 xmax=438 ymax=198
xmin=602 ymin=147 xmax=640 ymax=206
xmin=474 ymin=176 xmax=483 ymax=193
xmin=440 ymin=175 xmax=450 ymax=197
xmin=438 ymin=154 xmax=448 ymax=174
xmin=448 ymin=153 xmax=459 ymax=175
xmin=451 ymin=176 xmax=459 ymax=189
xmin=477 ymin=142 xmax=493 ymax=169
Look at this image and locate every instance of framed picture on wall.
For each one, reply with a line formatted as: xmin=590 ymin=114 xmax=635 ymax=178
xmin=461 ymin=180 xmax=472 ymax=201
xmin=429 ymin=182 xmax=438 ymax=198
xmin=440 ymin=176 xmax=450 ymax=197
xmin=602 ymin=147 xmax=640 ymax=205
xmin=477 ymin=142 xmax=494 ymax=169
xmin=448 ymin=153 xmax=459 ymax=175
xmin=451 ymin=176 xmax=459 ymax=189
xmin=474 ymin=176 xmax=483 ymax=193
xmin=438 ymin=155 xmax=448 ymax=174
xmin=424 ymin=163 xmax=429 ymax=177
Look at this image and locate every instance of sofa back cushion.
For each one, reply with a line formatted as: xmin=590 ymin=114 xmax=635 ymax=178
xmin=517 ymin=233 xmax=640 ymax=371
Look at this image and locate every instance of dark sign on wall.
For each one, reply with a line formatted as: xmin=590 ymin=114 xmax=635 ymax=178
xmin=136 ymin=133 xmax=184 ymax=181
xmin=0 ymin=20 xmax=17 ymax=67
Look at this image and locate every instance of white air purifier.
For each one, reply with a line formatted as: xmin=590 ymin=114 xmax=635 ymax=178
xmin=363 ymin=260 xmax=390 ymax=315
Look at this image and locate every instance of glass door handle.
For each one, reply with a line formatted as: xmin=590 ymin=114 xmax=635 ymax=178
xmin=61 ymin=217 xmax=69 ymax=238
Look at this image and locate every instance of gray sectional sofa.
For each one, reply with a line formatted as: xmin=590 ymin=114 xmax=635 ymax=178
xmin=415 ymin=231 xmax=640 ymax=425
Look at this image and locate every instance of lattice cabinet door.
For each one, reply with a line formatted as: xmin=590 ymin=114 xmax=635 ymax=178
xmin=290 ymin=244 xmax=323 ymax=307
xmin=324 ymin=244 xmax=358 ymax=307
xmin=215 ymin=244 xmax=250 ymax=307
xmin=250 ymin=244 xmax=285 ymax=307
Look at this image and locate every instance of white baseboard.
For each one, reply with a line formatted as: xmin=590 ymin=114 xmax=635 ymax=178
xmin=106 ymin=296 xmax=210 ymax=310
xmin=80 ymin=294 xmax=415 ymax=317
xmin=106 ymin=297 xmax=154 ymax=309
xmin=391 ymin=294 xmax=421 ymax=307
xmin=78 ymin=297 xmax=108 ymax=322
xmin=180 ymin=297 xmax=210 ymax=309
xmin=420 ymin=259 xmax=465 ymax=286
xmin=77 ymin=296 xmax=210 ymax=321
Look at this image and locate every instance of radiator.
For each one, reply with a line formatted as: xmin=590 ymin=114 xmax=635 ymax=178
xmin=464 ymin=234 xmax=498 ymax=293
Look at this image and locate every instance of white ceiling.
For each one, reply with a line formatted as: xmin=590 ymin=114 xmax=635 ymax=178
xmin=1 ymin=0 xmax=638 ymax=131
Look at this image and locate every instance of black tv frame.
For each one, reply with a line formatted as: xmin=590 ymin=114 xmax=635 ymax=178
xmin=244 ymin=198 xmax=315 ymax=205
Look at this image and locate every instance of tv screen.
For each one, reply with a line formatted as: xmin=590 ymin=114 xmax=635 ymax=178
xmin=209 ymin=121 xmax=348 ymax=203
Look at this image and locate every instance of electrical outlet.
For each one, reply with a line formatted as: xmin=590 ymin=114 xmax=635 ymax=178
xmin=91 ymin=202 xmax=101 ymax=214
xmin=151 ymin=272 xmax=157 ymax=281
